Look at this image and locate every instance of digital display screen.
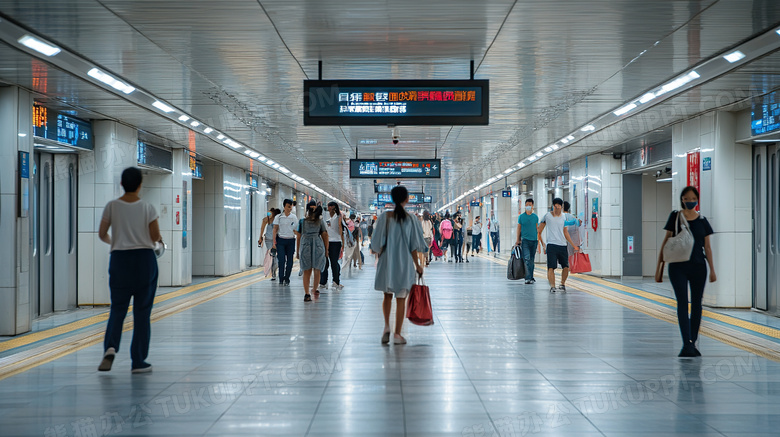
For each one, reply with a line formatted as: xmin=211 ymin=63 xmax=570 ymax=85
xmin=374 ymin=183 xmax=395 ymax=193
xmin=502 ymin=190 xmax=511 ymax=198
xmin=470 ymin=201 xmax=480 ymax=207
xmin=407 ymin=193 xmax=426 ymax=205
xmin=350 ymin=159 xmax=441 ymax=179
xmin=304 ymin=80 xmax=489 ymax=126
xmin=33 ymin=103 xmax=94 ymax=150
xmin=423 ymin=195 xmax=432 ymax=203
xmin=752 ymin=91 xmax=780 ymax=136
xmin=377 ymin=193 xmax=393 ymax=203
xmin=137 ymin=142 xmax=173 ymax=171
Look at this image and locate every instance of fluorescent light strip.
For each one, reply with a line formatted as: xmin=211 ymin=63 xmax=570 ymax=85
xmin=152 ymin=101 xmax=174 ymax=113
xmin=639 ymin=92 xmax=656 ymax=104
xmin=723 ymin=50 xmax=745 ymax=63
xmin=580 ymin=125 xmax=595 ymax=132
xmin=658 ymin=71 xmax=700 ymax=95
xmin=613 ymin=103 xmax=637 ymax=116
xmin=544 ymin=146 xmax=553 ymax=152
xmin=178 ymin=115 xmax=190 ymax=122
xmin=87 ymin=68 xmax=135 ymax=94
xmin=217 ymin=134 xmax=225 ymax=140
xmin=190 ymin=121 xmax=200 ymax=127
xmin=18 ymin=35 xmax=61 ymax=56
xmin=203 ymin=127 xmax=213 ymax=134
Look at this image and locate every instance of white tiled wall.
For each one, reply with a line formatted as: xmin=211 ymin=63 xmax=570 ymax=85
xmin=672 ymin=111 xmax=752 ymax=308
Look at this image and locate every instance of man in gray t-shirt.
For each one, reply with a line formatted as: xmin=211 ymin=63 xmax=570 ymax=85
xmin=537 ymin=198 xmax=580 ymax=293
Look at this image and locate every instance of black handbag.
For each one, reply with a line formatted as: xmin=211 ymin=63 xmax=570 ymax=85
xmin=507 ymin=245 xmax=526 ymax=280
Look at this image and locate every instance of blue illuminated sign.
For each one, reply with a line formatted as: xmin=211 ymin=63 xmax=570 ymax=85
xmin=751 ymin=91 xmax=780 ymax=136
xmin=501 ymin=190 xmax=511 ymax=198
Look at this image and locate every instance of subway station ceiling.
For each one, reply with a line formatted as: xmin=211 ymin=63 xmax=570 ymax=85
xmin=1 ymin=1 xmax=780 ymax=210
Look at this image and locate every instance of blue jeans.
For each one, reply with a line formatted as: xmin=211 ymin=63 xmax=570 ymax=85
xmin=472 ymin=234 xmax=482 ymax=252
xmin=491 ymin=232 xmax=500 ymax=253
xmin=454 ymin=230 xmax=463 ymax=260
xmin=521 ymin=239 xmax=538 ymax=281
xmin=104 ymin=249 xmax=158 ymax=368
xmin=276 ymin=237 xmax=296 ymax=282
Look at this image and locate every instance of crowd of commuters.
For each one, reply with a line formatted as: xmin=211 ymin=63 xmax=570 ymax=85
xmin=95 ymin=168 xmax=717 ymax=373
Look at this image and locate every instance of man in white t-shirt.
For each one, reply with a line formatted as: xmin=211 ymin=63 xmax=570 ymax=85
xmin=272 ymin=199 xmax=299 ymax=286
xmin=537 ymin=198 xmax=580 ymax=293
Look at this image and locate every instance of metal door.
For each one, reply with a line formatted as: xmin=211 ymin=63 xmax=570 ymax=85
xmin=37 ymin=153 xmax=54 ymax=316
xmin=246 ymin=190 xmax=253 ymax=267
xmin=53 ymin=154 xmax=78 ymax=311
xmin=753 ymin=146 xmax=768 ymax=310
xmin=768 ymin=145 xmax=780 ymax=314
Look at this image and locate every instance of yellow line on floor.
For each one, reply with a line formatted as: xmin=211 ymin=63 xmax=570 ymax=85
xmin=0 ymin=268 xmax=265 ymax=353
xmin=0 ymin=270 xmax=273 ymax=380
xmin=478 ymin=253 xmax=780 ymax=345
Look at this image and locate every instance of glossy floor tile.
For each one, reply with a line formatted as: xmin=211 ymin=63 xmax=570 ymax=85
xmin=1 ymin=254 xmax=778 ymax=436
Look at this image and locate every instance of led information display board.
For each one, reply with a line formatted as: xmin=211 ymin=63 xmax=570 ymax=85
xmin=407 ymin=193 xmax=426 ymax=205
xmin=377 ymin=193 xmax=393 ymax=203
xmin=423 ymin=195 xmax=432 ymax=203
xmin=304 ymin=80 xmax=489 ymax=126
xmin=137 ymin=142 xmax=173 ymax=171
xmin=374 ymin=183 xmax=395 ymax=193
xmin=33 ymin=103 xmax=94 ymax=150
xmin=752 ymin=91 xmax=780 ymax=136
xmin=350 ymin=159 xmax=441 ymax=179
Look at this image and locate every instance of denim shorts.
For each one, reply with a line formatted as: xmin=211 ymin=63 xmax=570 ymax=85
xmin=546 ymin=244 xmax=569 ymax=269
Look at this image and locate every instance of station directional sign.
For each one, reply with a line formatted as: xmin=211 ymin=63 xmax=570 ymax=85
xmin=350 ymin=159 xmax=441 ymax=179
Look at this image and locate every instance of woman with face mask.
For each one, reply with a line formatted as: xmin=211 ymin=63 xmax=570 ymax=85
xmin=260 ymin=208 xmax=281 ymax=280
xmin=657 ymin=186 xmax=716 ymax=357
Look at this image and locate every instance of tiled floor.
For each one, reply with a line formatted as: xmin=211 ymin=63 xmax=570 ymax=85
xmin=1 ymin=255 xmax=779 ymax=436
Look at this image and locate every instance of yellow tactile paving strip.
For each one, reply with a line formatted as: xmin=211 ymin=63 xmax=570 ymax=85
xmin=0 ymin=267 xmax=275 ymax=380
xmin=479 ymin=253 xmax=780 ymax=362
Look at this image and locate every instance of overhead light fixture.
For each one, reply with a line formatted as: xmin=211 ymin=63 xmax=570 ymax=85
xmin=580 ymin=125 xmax=595 ymax=132
xmin=567 ymin=135 xmax=575 ymax=141
xmin=203 ymin=127 xmax=213 ymax=134
xmin=723 ymin=50 xmax=745 ymax=63
xmin=18 ymin=133 xmax=27 ymax=137
xmin=18 ymin=35 xmax=61 ymax=56
xmin=272 ymin=163 xmax=280 ymax=169
xmin=560 ymin=138 xmax=569 ymax=144
xmin=266 ymin=160 xmax=275 ymax=166
xmin=535 ymin=152 xmax=543 ymax=157
xmin=178 ymin=115 xmax=190 ymax=122
xmin=217 ymin=134 xmax=225 ymax=140
xmin=279 ymin=167 xmax=290 ymax=174
xmin=613 ymin=103 xmax=637 ymax=116
xmin=504 ymin=169 xmax=514 ymax=174
xmin=517 ymin=162 xmax=525 ymax=168
xmin=777 ymin=29 xmax=780 ymax=36
xmin=639 ymin=92 xmax=656 ymax=104
xmin=658 ymin=71 xmax=700 ymax=95
xmin=152 ymin=100 xmax=174 ymax=113
xmin=551 ymin=144 xmax=559 ymax=150
xmin=527 ymin=155 xmax=536 ymax=161
xmin=544 ymin=146 xmax=553 ymax=152
xmin=258 ymin=156 xmax=267 ymax=161
xmin=190 ymin=121 xmax=200 ymax=127
xmin=88 ymin=68 xmax=136 ymax=94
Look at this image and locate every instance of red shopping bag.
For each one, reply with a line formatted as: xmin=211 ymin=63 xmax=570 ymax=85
xmin=406 ymin=276 xmax=434 ymax=326
xmin=569 ymin=252 xmax=592 ymax=274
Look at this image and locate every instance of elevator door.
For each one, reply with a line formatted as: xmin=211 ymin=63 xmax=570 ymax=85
xmin=35 ymin=153 xmax=54 ymax=317
xmin=33 ymin=152 xmax=78 ymax=317
xmin=754 ymin=144 xmax=780 ymax=314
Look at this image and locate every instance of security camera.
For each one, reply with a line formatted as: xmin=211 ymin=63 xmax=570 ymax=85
xmin=391 ymin=127 xmax=400 ymax=145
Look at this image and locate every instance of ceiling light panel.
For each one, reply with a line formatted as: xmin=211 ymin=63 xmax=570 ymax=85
xmin=87 ymin=68 xmax=135 ymax=94
xmin=723 ymin=50 xmax=745 ymax=63
xmin=18 ymin=34 xmax=60 ymax=56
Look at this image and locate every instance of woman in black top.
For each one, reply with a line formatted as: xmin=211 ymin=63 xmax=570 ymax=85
xmin=657 ymin=186 xmax=716 ymax=357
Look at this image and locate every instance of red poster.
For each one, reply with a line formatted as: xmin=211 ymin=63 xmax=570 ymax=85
xmin=686 ymin=151 xmax=700 ymax=211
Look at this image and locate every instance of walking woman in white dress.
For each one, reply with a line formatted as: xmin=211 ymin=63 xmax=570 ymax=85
xmin=370 ymin=186 xmax=426 ymax=345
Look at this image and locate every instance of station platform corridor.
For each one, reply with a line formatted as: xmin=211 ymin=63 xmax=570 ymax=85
xmin=1 ymin=252 xmax=779 ymax=437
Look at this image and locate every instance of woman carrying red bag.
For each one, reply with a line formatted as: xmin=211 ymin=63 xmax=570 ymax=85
xmin=370 ymin=186 xmax=427 ymax=345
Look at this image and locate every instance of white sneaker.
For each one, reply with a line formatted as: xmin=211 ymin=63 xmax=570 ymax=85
xmin=332 ymin=282 xmax=344 ymax=290
xmin=98 ymin=347 xmax=116 ymax=371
